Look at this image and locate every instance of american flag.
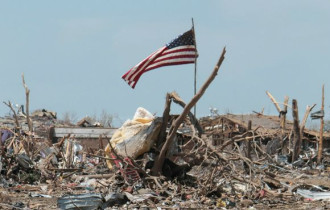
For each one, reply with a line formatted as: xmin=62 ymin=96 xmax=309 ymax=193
xmin=122 ymin=29 xmax=198 ymax=89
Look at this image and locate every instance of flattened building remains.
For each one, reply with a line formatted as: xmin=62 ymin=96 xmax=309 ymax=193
xmin=199 ymin=113 xmax=330 ymax=160
xmin=1 ymin=109 xmax=329 ymax=164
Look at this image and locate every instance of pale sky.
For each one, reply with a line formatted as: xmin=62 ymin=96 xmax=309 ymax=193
xmin=1 ymin=1 xmax=329 ymax=127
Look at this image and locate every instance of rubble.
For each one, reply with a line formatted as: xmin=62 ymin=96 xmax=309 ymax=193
xmin=1 ymin=50 xmax=330 ymax=209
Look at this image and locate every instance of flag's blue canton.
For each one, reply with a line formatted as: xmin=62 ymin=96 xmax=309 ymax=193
xmin=166 ymin=30 xmax=195 ymax=49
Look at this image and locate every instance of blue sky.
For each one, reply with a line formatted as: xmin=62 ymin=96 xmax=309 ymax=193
xmin=1 ymin=1 xmax=329 ymax=127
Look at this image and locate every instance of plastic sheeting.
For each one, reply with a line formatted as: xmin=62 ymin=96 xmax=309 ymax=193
xmin=105 ymin=107 xmax=162 ymax=169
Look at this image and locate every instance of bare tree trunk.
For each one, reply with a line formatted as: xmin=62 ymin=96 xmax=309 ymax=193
xmin=22 ymin=74 xmax=33 ymax=132
xmin=317 ymin=85 xmax=325 ymax=164
xmin=292 ymin=99 xmax=301 ymax=162
xmin=151 ymin=47 xmax=226 ymax=175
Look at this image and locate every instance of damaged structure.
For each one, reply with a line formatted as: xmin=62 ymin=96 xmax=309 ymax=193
xmin=1 ymin=48 xmax=330 ymax=209
xmin=200 ymin=113 xmax=330 ymax=152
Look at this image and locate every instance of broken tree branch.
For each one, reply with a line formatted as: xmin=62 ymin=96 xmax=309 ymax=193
xmin=151 ymin=47 xmax=226 ymax=175
xmin=169 ymin=91 xmax=203 ymax=137
xmin=266 ymin=91 xmax=281 ymax=113
xmin=300 ymin=104 xmax=316 ymax=134
xmin=3 ymin=101 xmax=20 ymax=130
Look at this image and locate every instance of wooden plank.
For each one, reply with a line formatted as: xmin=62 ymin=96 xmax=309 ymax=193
xmin=52 ymin=127 xmax=117 ymax=138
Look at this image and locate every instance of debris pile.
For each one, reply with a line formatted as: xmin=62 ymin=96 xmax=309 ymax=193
xmin=1 ymin=105 xmax=329 ymax=209
xmin=1 ymin=49 xmax=330 ymax=209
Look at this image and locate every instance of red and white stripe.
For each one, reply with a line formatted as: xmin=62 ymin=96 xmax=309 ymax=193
xmin=122 ymin=45 xmax=196 ymax=88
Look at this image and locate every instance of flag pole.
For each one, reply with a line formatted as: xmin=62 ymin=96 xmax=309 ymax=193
xmin=192 ymin=18 xmax=198 ymax=117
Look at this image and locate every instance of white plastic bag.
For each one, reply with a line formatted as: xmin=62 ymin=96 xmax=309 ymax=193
xmin=105 ymin=107 xmax=161 ymax=169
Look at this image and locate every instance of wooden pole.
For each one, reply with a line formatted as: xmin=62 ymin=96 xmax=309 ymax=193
xmin=151 ymin=47 xmax=226 ymax=175
xmin=317 ymin=85 xmax=325 ymax=164
xmin=292 ymin=99 xmax=301 ymax=162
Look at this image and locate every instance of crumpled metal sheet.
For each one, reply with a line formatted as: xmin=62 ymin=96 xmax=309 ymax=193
xmin=311 ymin=110 xmax=324 ymax=120
xmin=297 ymin=189 xmax=330 ymax=201
xmin=57 ymin=193 xmax=104 ymax=210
